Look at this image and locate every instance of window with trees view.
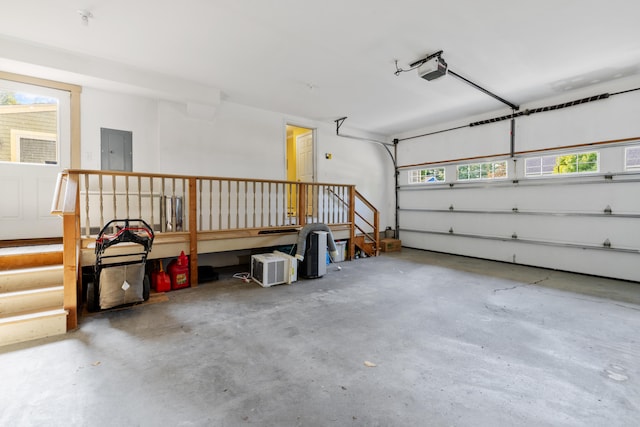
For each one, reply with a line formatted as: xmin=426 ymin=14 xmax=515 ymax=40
xmin=525 ymin=151 xmax=599 ymax=177
xmin=0 ymin=89 xmax=59 ymax=165
xmin=457 ymin=160 xmax=507 ymax=181
xmin=626 ymin=146 xmax=640 ymax=171
xmin=409 ymin=167 xmax=446 ymax=184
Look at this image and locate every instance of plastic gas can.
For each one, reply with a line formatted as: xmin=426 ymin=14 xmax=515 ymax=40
xmin=152 ymin=260 xmax=172 ymax=292
xmin=168 ymin=251 xmax=190 ymax=290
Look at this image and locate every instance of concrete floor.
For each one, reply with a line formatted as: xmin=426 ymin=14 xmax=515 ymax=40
xmin=1 ymin=248 xmax=639 ymax=426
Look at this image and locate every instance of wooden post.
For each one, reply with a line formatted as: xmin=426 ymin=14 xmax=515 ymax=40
xmin=297 ymin=183 xmax=307 ymax=227
xmin=348 ymin=185 xmax=356 ymax=260
xmin=63 ymin=173 xmax=80 ymax=330
xmin=373 ymin=204 xmax=380 ymax=256
xmin=188 ymin=177 xmax=199 ymax=287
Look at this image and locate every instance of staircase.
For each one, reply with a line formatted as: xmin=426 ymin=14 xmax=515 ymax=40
xmin=0 ymin=245 xmax=68 ymax=347
xmin=352 ymin=190 xmax=380 ymax=258
xmin=354 ymin=235 xmax=378 ymax=257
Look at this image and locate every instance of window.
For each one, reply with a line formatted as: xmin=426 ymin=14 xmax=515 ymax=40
xmin=457 ymin=160 xmax=507 ymax=181
xmin=409 ymin=167 xmax=445 ymax=184
xmin=525 ymin=151 xmax=599 ymax=177
xmin=625 ymin=146 xmax=640 ymax=171
xmin=0 ymin=89 xmax=59 ymax=165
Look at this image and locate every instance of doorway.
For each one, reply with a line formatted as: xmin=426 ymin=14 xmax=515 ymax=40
xmin=0 ymin=79 xmax=70 ymax=239
xmin=286 ymin=125 xmax=315 ymax=217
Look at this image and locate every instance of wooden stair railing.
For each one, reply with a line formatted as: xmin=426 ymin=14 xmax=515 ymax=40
xmin=352 ymin=190 xmax=379 ymax=257
xmin=330 ymin=188 xmax=379 ymax=258
xmin=51 ymin=171 xmax=81 ymax=330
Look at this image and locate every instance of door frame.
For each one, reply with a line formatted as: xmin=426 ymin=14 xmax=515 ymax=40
xmin=0 ymin=72 xmax=80 ymax=239
xmin=284 ymin=123 xmax=317 ymax=182
xmin=285 ymin=123 xmax=317 ymax=219
xmin=0 ymin=71 xmax=81 ymax=168
xmin=0 ymin=76 xmax=77 ymax=239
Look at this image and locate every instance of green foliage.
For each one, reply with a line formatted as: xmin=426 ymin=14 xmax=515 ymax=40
xmin=554 ymin=152 xmax=598 ymax=174
xmin=0 ymin=90 xmax=18 ymax=105
xmin=458 ymin=161 xmax=507 ymax=180
xmin=419 ymin=168 xmax=445 ymax=182
xmin=457 ymin=165 xmax=469 ymax=180
xmin=469 ymin=163 xmax=481 ymax=179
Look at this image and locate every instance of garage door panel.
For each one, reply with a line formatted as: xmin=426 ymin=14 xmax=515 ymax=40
xmin=400 ymin=182 xmax=640 ymax=214
xmin=402 ymin=211 xmax=639 ymax=248
xmin=399 ymin=176 xmax=640 ymax=282
xmin=400 ymin=229 xmax=639 ymax=282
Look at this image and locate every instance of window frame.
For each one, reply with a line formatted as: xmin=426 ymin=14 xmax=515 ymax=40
xmin=10 ymin=129 xmax=58 ymax=164
xmin=625 ymin=146 xmax=640 ymax=171
xmin=524 ymin=150 xmax=600 ymax=177
xmin=408 ymin=167 xmax=446 ymax=184
xmin=0 ymin=72 xmax=80 ymax=168
xmin=456 ymin=160 xmax=508 ymax=182
xmin=0 ymin=85 xmax=66 ymax=167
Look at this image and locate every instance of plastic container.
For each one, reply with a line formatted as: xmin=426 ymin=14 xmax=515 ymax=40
xmin=152 ymin=260 xmax=172 ymax=292
xmin=167 ymin=251 xmax=190 ymax=290
xmin=333 ymin=241 xmax=347 ymax=262
xmin=384 ymin=227 xmax=394 ymax=239
xmin=160 ymin=196 xmax=183 ymax=232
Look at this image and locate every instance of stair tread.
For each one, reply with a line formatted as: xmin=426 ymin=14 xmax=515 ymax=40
xmin=0 ymin=247 xmax=64 ymax=271
xmin=0 ymin=265 xmax=63 ymax=275
xmin=0 ymin=307 xmax=68 ymax=323
xmin=0 ymin=265 xmax=64 ymax=293
xmin=0 ymin=285 xmax=64 ymax=298
xmin=0 ymin=244 xmax=63 ymax=256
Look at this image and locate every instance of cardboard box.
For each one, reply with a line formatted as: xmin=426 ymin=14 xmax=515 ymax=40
xmin=380 ymin=238 xmax=401 ymax=252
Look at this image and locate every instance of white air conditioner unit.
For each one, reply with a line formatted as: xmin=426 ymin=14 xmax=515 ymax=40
xmin=273 ymin=251 xmax=298 ymax=284
xmin=251 ymin=253 xmax=297 ymax=287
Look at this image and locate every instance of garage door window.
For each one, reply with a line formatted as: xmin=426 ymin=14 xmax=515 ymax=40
xmin=625 ymin=146 xmax=640 ymax=171
xmin=409 ymin=167 xmax=445 ymax=184
xmin=525 ymin=151 xmax=599 ymax=177
xmin=457 ymin=160 xmax=507 ymax=181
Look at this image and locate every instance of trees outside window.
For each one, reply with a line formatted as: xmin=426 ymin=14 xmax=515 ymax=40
xmin=525 ymin=151 xmax=599 ymax=177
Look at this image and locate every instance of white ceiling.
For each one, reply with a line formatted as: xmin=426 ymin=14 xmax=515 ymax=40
xmin=2 ymin=0 xmax=640 ymax=136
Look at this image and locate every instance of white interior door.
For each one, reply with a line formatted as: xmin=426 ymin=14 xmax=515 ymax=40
xmin=0 ymin=80 xmax=70 ymax=239
xmin=296 ymin=131 xmax=314 ymax=182
xmin=295 ymin=131 xmax=314 ymax=216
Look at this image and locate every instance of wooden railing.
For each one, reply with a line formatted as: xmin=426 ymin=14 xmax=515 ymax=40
xmin=59 ymin=170 xmax=353 ymax=236
xmin=353 ymin=190 xmax=380 ymax=257
xmin=52 ymin=169 xmax=378 ymax=330
xmin=327 ymin=188 xmax=380 ymax=256
xmin=51 ymin=171 xmax=81 ymax=330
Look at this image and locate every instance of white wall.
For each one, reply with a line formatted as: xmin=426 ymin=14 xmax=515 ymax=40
xmin=395 ymin=75 xmax=640 ymax=282
xmin=81 ymin=88 xmax=158 ymax=172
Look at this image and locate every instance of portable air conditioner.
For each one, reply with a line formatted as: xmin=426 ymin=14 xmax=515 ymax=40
xmin=251 ymin=253 xmax=289 ymax=287
xmin=300 ymin=231 xmax=327 ymax=279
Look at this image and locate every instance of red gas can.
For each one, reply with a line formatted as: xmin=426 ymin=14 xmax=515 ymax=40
xmin=152 ymin=260 xmax=172 ymax=293
xmin=168 ymin=251 xmax=190 ymax=290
